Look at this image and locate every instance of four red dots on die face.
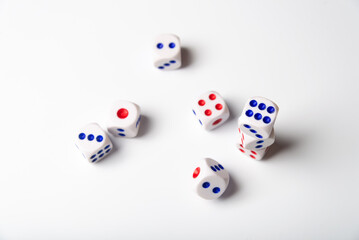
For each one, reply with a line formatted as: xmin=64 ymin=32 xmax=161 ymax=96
xmin=198 ymin=94 xmax=223 ymax=117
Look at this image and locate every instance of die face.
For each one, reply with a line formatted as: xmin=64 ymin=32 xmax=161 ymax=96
xmin=154 ymin=34 xmax=181 ymax=70
xmin=192 ymin=91 xmax=230 ymax=131
xmin=236 ymin=143 xmax=268 ymax=160
xmin=107 ymin=100 xmax=141 ymax=138
xmin=238 ymin=97 xmax=278 ymax=139
xmin=238 ymin=127 xmax=275 ymax=150
xmin=192 ymin=158 xmax=230 ymax=200
xmin=75 ymin=123 xmax=113 ymax=163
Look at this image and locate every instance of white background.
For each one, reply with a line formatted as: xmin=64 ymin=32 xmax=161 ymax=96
xmin=1 ymin=0 xmax=359 ymax=239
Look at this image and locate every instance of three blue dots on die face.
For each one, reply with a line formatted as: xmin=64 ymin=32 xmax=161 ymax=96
xmin=78 ymin=133 xmax=104 ymax=142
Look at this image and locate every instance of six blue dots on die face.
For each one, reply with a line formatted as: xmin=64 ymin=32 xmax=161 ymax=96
xmin=246 ymin=100 xmax=276 ymax=125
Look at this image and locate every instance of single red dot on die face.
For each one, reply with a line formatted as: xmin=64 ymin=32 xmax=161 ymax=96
xmin=198 ymin=100 xmax=205 ymax=106
xmin=205 ymin=109 xmax=212 ymax=116
xmin=250 ymin=155 xmax=256 ymax=159
xmin=239 ymin=149 xmax=245 ymax=153
xmin=215 ymin=104 xmax=223 ymax=110
xmin=209 ymin=94 xmax=216 ymax=100
xmin=212 ymin=118 xmax=222 ymax=125
xmin=193 ymin=167 xmax=200 ymax=178
xmin=117 ymin=108 xmax=129 ymax=119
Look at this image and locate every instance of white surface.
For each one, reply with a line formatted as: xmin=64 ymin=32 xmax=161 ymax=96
xmin=0 ymin=0 xmax=359 ymax=239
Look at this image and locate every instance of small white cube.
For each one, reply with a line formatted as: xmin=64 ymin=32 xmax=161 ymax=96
xmin=192 ymin=91 xmax=230 ymax=131
xmin=75 ymin=123 xmax=113 ymax=163
xmin=153 ymin=34 xmax=181 ymax=70
xmin=238 ymin=97 xmax=279 ymax=139
xmin=192 ymin=158 xmax=230 ymax=200
xmin=107 ymin=100 xmax=141 ymax=138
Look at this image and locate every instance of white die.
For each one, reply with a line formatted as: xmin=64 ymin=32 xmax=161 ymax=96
xmin=107 ymin=100 xmax=141 ymax=138
xmin=75 ymin=123 xmax=113 ymax=163
xmin=238 ymin=127 xmax=275 ymax=150
xmin=153 ymin=34 xmax=181 ymax=70
xmin=238 ymin=97 xmax=279 ymax=139
xmin=192 ymin=158 xmax=230 ymax=200
xmin=236 ymin=143 xmax=269 ymax=160
xmin=192 ymin=91 xmax=230 ymax=131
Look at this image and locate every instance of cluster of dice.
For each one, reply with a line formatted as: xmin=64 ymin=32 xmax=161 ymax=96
xmin=74 ymin=33 xmax=279 ymax=200
xmin=191 ymin=91 xmax=279 ymax=200
xmin=75 ymin=100 xmax=141 ymax=163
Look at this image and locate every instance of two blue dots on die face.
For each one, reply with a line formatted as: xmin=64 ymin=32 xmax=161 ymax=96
xmin=156 ymin=42 xmax=176 ymax=49
xmin=117 ymin=129 xmax=126 ymax=137
xmin=202 ymin=182 xmax=221 ymax=194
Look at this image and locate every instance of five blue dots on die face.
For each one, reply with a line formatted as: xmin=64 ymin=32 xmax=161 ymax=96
xmin=156 ymin=42 xmax=177 ymax=69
